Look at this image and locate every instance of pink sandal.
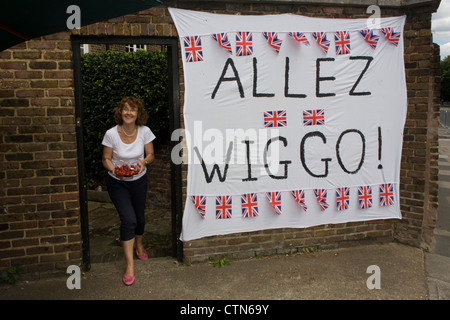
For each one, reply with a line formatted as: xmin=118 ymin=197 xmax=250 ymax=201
xmin=134 ymin=245 xmax=148 ymax=260
xmin=122 ymin=273 xmax=135 ymax=286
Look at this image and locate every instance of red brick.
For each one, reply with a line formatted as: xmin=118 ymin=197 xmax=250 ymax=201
xmin=29 ymin=61 xmax=57 ymax=69
xmin=15 ymin=70 xmax=42 ymax=79
xmin=28 ymin=41 xmax=56 ymax=50
xmin=0 ymin=61 xmax=27 ymax=70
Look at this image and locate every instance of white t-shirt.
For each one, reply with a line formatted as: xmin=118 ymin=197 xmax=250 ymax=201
xmin=102 ymin=125 xmax=156 ymax=181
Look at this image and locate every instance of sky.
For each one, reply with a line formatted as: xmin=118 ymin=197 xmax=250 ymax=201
xmin=432 ymin=0 xmax=450 ymax=59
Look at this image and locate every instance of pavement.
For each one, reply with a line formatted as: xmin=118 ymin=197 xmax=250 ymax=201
xmin=426 ymin=126 xmax=450 ymax=300
xmin=0 ymin=129 xmax=449 ymax=302
xmin=0 ymin=242 xmax=433 ymax=301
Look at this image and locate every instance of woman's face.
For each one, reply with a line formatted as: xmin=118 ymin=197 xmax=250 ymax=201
xmin=121 ymin=102 xmax=137 ymax=125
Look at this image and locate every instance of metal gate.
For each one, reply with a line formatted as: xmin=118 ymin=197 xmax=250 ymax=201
xmin=71 ymin=36 xmax=182 ymax=271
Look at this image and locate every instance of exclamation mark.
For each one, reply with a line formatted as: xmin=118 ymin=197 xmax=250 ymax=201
xmin=378 ymin=127 xmax=383 ymax=169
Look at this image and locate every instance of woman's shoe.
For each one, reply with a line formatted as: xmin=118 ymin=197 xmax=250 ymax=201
xmin=134 ymin=245 xmax=148 ymax=260
xmin=122 ymin=273 xmax=135 ymax=286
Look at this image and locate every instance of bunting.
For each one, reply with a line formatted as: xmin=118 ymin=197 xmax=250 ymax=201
xmin=183 ymin=35 xmax=203 ymax=62
xmin=334 ymin=31 xmax=351 ymax=55
xmin=380 ymin=183 xmax=395 ymax=206
xmin=266 ymin=192 xmax=283 ymax=215
xmin=336 ymin=187 xmax=350 ymax=211
xmin=236 ymin=31 xmax=253 ymax=56
xmin=381 ymin=27 xmax=401 ymax=47
xmin=188 ymin=186 xmax=397 ymax=220
xmin=190 ymin=195 xmax=206 ymax=219
xmin=181 ymin=29 xmax=401 ymax=61
xmin=312 ymin=32 xmax=330 ymax=54
xmin=263 ymin=32 xmax=283 ymax=53
xmin=241 ymin=193 xmax=259 ymax=218
xmin=216 ymin=196 xmax=232 ymax=219
xmin=211 ymin=32 xmax=232 ymax=54
xmin=288 ymin=32 xmax=310 ymax=45
xmin=314 ymin=189 xmax=329 ymax=211
xmin=360 ymin=29 xmax=379 ymax=50
xmin=358 ymin=186 xmax=373 ymax=209
xmin=290 ymin=190 xmax=308 ymax=212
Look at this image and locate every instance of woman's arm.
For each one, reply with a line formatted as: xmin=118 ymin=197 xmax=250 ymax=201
xmin=102 ymin=146 xmax=116 ymax=174
xmin=144 ymin=142 xmax=155 ymax=164
xmin=138 ymin=142 xmax=155 ymax=173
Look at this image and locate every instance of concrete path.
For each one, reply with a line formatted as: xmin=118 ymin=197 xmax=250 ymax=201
xmin=0 ymin=242 xmax=429 ymax=300
xmin=426 ymin=127 xmax=450 ymax=299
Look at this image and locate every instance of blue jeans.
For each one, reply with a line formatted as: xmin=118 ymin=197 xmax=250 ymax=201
xmin=106 ymin=174 xmax=148 ymax=241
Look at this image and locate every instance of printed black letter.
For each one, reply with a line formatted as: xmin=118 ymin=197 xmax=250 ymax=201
xmin=212 ymin=58 xmax=244 ymax=99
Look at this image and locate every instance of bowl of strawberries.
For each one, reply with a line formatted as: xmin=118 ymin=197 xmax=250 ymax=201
xmin=113 ymin=161 xmax=140 ymax=177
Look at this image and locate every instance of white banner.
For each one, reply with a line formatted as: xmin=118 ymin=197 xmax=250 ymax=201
xmin=169 ymin=8 xmax=406 ymax=241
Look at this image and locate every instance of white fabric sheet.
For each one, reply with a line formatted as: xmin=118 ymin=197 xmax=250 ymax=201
xmin=169 ymin=8 xmax=406 ymax=241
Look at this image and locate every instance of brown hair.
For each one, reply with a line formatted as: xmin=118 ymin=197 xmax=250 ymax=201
xmin=114 ymin=96 xmax=149 ymax=126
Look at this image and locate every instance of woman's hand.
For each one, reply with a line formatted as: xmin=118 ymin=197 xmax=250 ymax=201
xmin=138 ymin=159 xmax=146 ymax=174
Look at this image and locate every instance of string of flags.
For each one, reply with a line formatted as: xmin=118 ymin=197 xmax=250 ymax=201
xmin=189 ymin=183 xmax=396 ymax=219
xmin=183 ymin=27 xmax=401 ymax=62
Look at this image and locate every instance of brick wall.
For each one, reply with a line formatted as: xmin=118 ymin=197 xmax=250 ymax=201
xmin=0 ymin=0 xmax=441 ymax=273
xmin=0 ymin=33 xmax=81 ymax=273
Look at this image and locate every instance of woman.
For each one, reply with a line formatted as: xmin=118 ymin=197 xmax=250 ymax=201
xmin=101 ymin=96 xmax=155 ymax=286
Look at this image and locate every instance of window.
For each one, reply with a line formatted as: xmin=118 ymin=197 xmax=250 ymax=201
xmin=80 ymin=44 xmax=89 ymax=55
xmin=125 ymin=44 xmax=147 ymax=52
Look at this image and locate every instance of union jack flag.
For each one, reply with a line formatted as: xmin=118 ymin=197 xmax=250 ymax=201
xmin=266 ymin=192 xmax=282 ymax=215
xmin=211 ymin=33 xmax=232 ymax=54
xmin=358 ymin=186 xmax=373 ymax=209
xmin=241 ymin=193 xmax=259 ymax=218
xmin=312 ymin=32 xmax=330 ymax=54
xmin=190 ymin=195 xmax=207 ymax=219
xmin=183 ymin=35 xmax=203 ymax=62
xmin=288 ymin=32 xmax=310 ymax=46
xmin=236 ymin=32 xmax=253 ymax=56
xmin=379 ymin=183 xmax=395 ymax=206
xmin=381 ymin=27 xmax=401 ymax=47
xmin=334 ymin=31 xmax=351 ymax=55
xmin=314 ymin=189 xmax=329 ymax=211
xmin=264 ymin=110 xmax=287 ymax=127
xmin=290 ymin=190 xmax=307 ymax=212
xmin=216 ymin=195 xmax=232 ymax=219
xmin=359 ymin=29 xmax=379 ymax=50
xmin=303 ymin=109 xmax=325 ymax=126
xmin=336 ymin=187 xmax=350 ymax=211
xmin=263 ymin=32 xmax=283 ymax=54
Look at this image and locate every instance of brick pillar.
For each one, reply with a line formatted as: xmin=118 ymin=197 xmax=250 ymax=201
xmin=396 ymin=7 xmax=440 ymax=249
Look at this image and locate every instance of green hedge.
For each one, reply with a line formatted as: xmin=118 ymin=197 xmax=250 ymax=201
xmin=81 ymin=49 xmax=169 ymax=188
